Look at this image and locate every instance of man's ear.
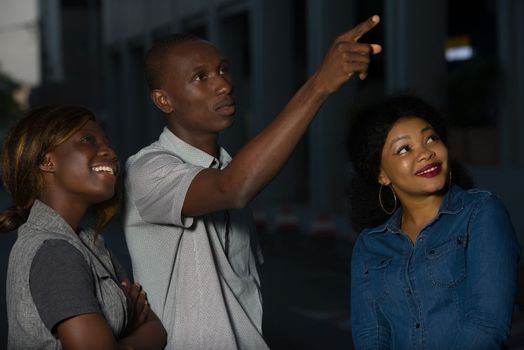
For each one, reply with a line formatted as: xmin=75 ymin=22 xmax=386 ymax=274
xmin=39 ymin=155 xmax=55 ymax=173
xmin=150 ymin=89 xmax=174 ymax=114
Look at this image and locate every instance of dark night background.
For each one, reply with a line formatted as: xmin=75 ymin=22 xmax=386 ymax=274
xmin=1 ymin=0 xmax=524 ymax=348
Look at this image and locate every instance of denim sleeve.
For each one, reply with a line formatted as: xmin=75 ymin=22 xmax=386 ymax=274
xmin=451 ymin=195 xmax=520 ymax=349
xmin=351 ymin=236 xmax=391 ymax=350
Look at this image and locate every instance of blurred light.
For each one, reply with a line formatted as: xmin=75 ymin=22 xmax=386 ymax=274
xmin=446 ymin=46 xmax=474 ymax=62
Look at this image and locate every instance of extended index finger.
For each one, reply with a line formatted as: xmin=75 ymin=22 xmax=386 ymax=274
xmin=339 ymin=15 xmax=380 ymax=42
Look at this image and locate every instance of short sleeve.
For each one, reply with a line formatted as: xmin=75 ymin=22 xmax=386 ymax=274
xmin=126 ymin=151 xmax=203 ymax=227
xmin=30 ymin=239 xmax=101 ymax=332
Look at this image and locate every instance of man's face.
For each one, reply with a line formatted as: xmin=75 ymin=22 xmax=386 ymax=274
xmin=154 ymin=40 xmax=236 ymax=141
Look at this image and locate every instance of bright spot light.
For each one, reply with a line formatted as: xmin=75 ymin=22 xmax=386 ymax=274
xmin=446 ymin=46 xmax=474 ymax=62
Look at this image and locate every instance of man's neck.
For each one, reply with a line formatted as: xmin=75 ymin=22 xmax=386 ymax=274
xmin=166 ymin=124 xmax=219 ymax=157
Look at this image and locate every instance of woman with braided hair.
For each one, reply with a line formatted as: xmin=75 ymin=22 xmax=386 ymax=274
xmin=1 ymin=105 xmax=166 ymax=349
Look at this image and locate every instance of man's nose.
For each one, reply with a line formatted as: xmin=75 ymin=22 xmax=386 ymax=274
xmin=215 ymin=75 xmax=233 ymax=95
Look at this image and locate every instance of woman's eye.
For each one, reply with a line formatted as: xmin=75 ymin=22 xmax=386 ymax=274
xmin=80 ymin=135 xmax=94 ymax=143
xmin=427 ymin=134 xmax=440 ymax=143
xmin=396 ymin=145 xmax=410 ymax=155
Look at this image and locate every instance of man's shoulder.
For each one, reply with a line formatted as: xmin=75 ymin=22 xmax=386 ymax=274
xmin=126 ymin=142 xmax=182 ymax=172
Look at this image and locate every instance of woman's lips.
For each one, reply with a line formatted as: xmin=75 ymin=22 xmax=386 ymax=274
xmin=414 ymin=163 xmax=442 ymax=177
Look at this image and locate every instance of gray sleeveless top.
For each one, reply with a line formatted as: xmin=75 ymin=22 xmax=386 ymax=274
xmin=6 ymin=200 xmax=130 ymax=349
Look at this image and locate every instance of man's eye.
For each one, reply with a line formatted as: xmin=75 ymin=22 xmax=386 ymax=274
xmin=195 ymin=73 xmax=206 ymax=81
xmin=219 ymin=66 xmax=229 ymax=75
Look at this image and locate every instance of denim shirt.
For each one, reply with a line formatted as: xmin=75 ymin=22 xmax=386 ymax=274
xmin=351 ymin=185 xmax=520 ymax=350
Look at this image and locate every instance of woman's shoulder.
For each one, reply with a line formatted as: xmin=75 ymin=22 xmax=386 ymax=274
xmin=450 ymin=186 xmax=512 ymax=225
xmin=12 ymin=224 xmax=96 ymax=273
xmin=463 ymin=187 xmax=495 ymax=198
xmin=353 ymin=220 xmax=391 ymax=252
xmin=11 ymin=224 xmax=60 ymax=259
xmin=31 ymin=239 xmax=88 ymax=272
xmin=12 ymin=234 xmax=84 ymax=264
xmin=460 ymin=186 xmax=505 ymax=210
xmin=36 ymin=238 xmax=82 ymax=254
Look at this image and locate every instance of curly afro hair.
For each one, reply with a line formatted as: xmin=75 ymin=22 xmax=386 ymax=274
xmin=347 ymin=94 xmax=473 ymax=232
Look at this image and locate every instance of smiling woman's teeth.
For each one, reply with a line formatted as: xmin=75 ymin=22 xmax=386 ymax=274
xmin=419 ymin=166 xmax=438 ymax=175
xmin=92 ymin=166 xmax=115 ymax=175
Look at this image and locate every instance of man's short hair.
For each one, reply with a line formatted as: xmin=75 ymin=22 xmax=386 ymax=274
xmin=144 ymin=33 xmax=201 ymax=90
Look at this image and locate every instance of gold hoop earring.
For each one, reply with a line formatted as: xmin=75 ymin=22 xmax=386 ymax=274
xmin=379 ymin=184 xmax=397 ymax=215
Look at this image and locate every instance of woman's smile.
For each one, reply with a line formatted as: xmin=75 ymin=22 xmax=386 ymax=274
xmin=414 ymin=162 xmax=442 ymax=177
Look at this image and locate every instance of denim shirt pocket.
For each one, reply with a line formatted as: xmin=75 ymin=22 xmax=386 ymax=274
xmin=425 ymin=234 xmax=467 ymax=288
xmin=364 ymin=257 xmax=392 ymax=299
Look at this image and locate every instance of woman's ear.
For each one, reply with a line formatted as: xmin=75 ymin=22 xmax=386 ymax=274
xmin=150 ymin=89 xmax=175 ymax=114
xmin=377 ymin=169 xmax=390 ymax=186
xmin=39 ymin=154 xmax=55 ymax=172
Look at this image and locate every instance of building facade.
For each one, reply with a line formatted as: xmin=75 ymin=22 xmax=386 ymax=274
xmin=36 ymin=0 xmax=524 ymax=236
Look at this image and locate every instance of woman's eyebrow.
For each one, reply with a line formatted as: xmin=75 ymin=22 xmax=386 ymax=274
xmin=389 ymin=134 xmax=409 ymax=146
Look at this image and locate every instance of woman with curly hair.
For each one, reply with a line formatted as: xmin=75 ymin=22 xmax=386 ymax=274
xmin=347 ymin=95 xmax=519 ymax=349
xmin=0 ymin=106 xmax=166 ymax=349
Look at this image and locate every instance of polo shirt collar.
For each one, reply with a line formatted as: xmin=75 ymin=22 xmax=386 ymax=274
xmin=158 ymin=127 xmax=232 ymax=169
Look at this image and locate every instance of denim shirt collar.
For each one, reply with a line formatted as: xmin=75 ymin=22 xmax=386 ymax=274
xmin=158 ymin=126 xmax=232 ymax=170
xmin=366 ymin=185 xmax=465 ymax=236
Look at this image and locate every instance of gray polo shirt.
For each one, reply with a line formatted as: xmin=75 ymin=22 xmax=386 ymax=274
xmin=124 ymin=127 xmax=268 ymax=350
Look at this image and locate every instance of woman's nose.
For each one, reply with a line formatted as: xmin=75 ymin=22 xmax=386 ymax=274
xmin=98 ymin=143 xmax=118 ymax=161
xmin=418 ymin=147 xmax=435 ymax=161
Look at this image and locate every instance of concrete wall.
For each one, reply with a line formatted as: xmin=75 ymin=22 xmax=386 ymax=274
xmin=0 ymin=0 xmax=40 ymax=85
xmin=98 ymin=0 xmax=524 ymax=238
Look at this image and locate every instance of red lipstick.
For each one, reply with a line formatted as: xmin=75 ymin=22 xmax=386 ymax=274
xmin=414 ymin=162 xmax=442 ymax=177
